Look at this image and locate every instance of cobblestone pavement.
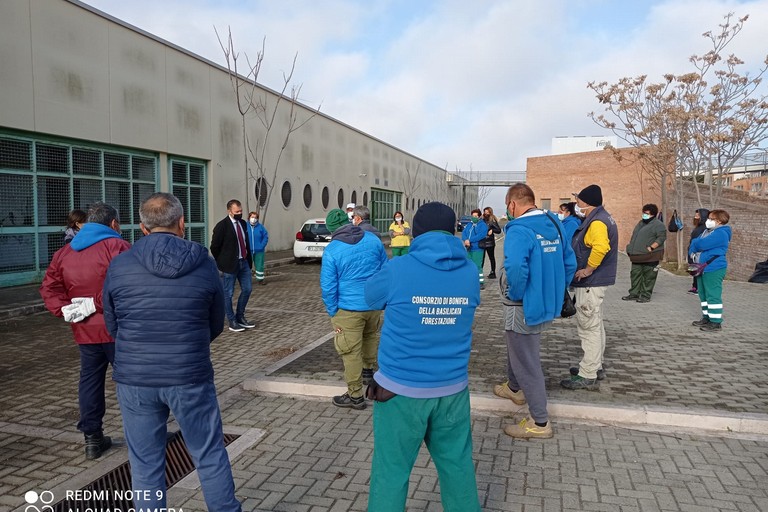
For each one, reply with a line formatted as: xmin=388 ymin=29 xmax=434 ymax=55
xmin=275 ymin=253 xmax=768 ymax=414
xmin=1 ymin=249 xmax=768 ymax=511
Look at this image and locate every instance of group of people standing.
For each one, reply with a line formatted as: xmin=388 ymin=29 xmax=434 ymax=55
xmin=39 ymin=183 xmax=733 ymax=511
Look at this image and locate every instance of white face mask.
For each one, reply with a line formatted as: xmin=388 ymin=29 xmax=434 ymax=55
xmin=347 ymin=211 xmax=354 ymax=220
xmin=557 ymin=213 xmax=565 ymax=221
xmin=249 ymin=218 xmax=257 ymax=225
xmin=705 ymin=219 xmax=716 ymax=229
xmin=395 ymin=217 xmax=402 ymax=222
xmin=574 ymin=205 xmax=586 ymax=217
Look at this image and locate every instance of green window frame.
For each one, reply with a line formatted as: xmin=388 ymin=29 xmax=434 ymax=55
xmin=169 ymin=158 xmax=208 ymax=247
xmin=0 ymin=132 xmax=158 ymax=287
xmin=370 ymin=188 xmax=402 ymax=233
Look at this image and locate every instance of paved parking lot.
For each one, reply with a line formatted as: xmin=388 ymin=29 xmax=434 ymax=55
xmin=1 ymin=249 xmax=768 ymax=511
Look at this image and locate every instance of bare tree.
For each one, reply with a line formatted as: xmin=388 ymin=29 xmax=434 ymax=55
xmin=216 ymin=27 xmax=320 ymax=222
xmin=588 ymin=12 xmax=768 ymax=268
xmin=398 ymin=160 xmax=422 ymax=212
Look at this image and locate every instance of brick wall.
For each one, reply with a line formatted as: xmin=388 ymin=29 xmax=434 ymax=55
xmin=526 ymin=149 xmax=768 ymax=281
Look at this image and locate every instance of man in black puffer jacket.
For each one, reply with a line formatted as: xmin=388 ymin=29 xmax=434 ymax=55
xmin=103 ymin=193 xmax=240 ymax=512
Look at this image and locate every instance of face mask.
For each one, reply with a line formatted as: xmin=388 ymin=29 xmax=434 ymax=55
xmin=506 ymin=207 xmax=514 ymax=221
xmin=470 ymin=216 xmax=479 ymax=224
xmin=347 ymin=212 xmax=354 ymax=220
xmin=395 ymin=217 xmax=402 ymax=222
xmin=249 ymin=218 xmax=257 ymax=225
xmin=557 ymin=213 xmax=565 ymax=221
xmin=574 ymin=205 xmax=586 ymax=218
xmin=642 ymin=213 xmax=651 ymax=220
xmin=705 ymin=219 xmax=716 ymax=229
xmin=233 ymin=213 xmax=243 ymax=221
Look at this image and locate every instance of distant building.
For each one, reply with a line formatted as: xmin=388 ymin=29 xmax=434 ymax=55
xmin=551 ymin=136 xmax=617 ymax=155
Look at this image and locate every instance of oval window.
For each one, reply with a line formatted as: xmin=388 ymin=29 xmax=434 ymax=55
xmin=303 ymin=184 xmax=312 ymax=209
xmin=254 ymin=177 xmax=268 ymax=207
xmin=337 ymin=188 xmax=344 ymax=209
xmin=281 ymin=181 xmax=292 ymax=208
xmin=322 ymin=186 xmax=330 ymax=209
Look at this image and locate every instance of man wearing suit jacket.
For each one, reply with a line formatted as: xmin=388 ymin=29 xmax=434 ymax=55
xmin=210 ymin=199 xmax=255 ymax=332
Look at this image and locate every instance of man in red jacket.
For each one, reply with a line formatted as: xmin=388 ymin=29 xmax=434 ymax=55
xmin=40 ymin=202 xmax=131 ymax=459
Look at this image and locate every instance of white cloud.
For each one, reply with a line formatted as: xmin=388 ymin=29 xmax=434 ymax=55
xmin=84 ymin=0 xmax=768 ymax=175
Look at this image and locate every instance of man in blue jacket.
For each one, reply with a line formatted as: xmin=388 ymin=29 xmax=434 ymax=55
xmin=494 ymin=184 xmax=576 ymax=439
xmin=321 ymin=209 xmax=387 ymax=410
xmin=461 ymin=208 xmax=488 ymax=289
xmin=103 ymin=193 xmax=240 ymax=512
xmin=365 ymin=202 xmax=481 ymax=511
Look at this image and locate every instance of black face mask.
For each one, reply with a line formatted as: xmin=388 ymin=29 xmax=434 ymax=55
xmin=233 ymin=214 xmax=243 ymax=221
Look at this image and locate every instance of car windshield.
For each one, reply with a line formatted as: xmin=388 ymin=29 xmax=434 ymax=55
xmin=303 ymin=223 xmax=331 ymax=236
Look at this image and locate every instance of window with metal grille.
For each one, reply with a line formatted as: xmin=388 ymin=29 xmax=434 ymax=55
xmin=370 ymin=188 xmax=402 ymax=233
xmin=170 ymin=159 xmax=207 ymax=246
xmin=254 ymin=177 xmax=268 ymax=207
xmin=0 ymin=133 xmax=159 ymax=287
xmin=281 ymin=181 xmax=292 ymax=208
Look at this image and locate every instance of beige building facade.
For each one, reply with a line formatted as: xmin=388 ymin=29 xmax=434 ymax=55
xmin=0 ymin=0 xmax=474 ymax=286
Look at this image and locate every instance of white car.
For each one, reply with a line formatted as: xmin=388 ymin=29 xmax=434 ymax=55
xmin=293 ymin=218 xmax=332 ymax=263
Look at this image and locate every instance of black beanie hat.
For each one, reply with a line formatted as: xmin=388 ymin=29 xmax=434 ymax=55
xmin=574 ymin=184 xmax=603 ymax=207
xmin=412 ymin=202 xmax=456 ymax=238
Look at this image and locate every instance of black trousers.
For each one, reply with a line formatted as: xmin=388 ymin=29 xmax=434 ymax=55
xmin=77 ymin=343 xmax=115 ymax=435
xmin=482 ymin=246 xmax=497 ymax=274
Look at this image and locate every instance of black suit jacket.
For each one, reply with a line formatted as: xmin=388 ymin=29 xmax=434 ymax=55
xmin=210 ymin=216 xmax=252 ymax=274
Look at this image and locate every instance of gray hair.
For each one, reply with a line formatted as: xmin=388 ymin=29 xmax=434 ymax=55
xmin=139 ymin=192 xmax=184 ymax=230
xmin=87 ymin=202 xmax=119 ymax=226
xmin=353 ymin=205 xmax=370 ymax=220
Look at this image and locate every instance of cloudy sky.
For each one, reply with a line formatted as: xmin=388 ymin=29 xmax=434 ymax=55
xmin=84 ymin=0 xmax=768 ymax=206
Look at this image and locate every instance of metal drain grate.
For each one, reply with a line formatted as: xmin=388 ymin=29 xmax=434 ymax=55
xmin=52 ymin=432 xmax=239 ymax=511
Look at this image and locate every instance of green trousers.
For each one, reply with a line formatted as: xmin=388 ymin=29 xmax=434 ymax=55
xmin=696 ymin=268 xmax=726 ymax=324
xmin=628 ymin=262 xmax=659 ymax=300
xmin=368 ymin=388 xmax=481 ymax=512
xmin=467 ymin=250 xmax=484 ymax=285
xmin=252 ymin=251 xmax=265 ymax=281
xmin=331 ymin=309 xmax=382 ymax=398
xmin=391 ymin=247 xmax=409 ymax=257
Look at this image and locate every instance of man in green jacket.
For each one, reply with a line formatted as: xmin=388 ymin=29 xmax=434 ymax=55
xmin=622 ymin=204 xmax=666 ymax=303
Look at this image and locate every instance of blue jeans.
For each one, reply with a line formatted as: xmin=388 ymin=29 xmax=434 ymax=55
xmin=77 ymin=343 xmax=115 ymax=434
xmin=116 ymin=381 xmax=241 ymax=512
xmin=221 ymin=259 xmax=252 ymax=322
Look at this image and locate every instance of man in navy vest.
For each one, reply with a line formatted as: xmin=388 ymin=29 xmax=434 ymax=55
xmin=561 ymin=184 xmax=618 ymax=391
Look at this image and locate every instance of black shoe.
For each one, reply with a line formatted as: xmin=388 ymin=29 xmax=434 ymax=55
xmin=236 ymin=317 xmax=256 ymax=329
xmin=570 ymin=367 xmax=606 ymax=381
xmin=621 ymin=295 xmax=639 ymax=301
xmin=480 ymin=283 xmax=486 ymax=290
xmin=332 ymin=393 xmax=366 ymax=410
xmin=487 ymin=272 xmax=497 ymax=279
xmin=84 ymin=432 xmax=112 ymax=460
xmin=228 ymin=320 xmax=245 ymax=332
xmin=636 ymin=297 xmax=650 ymax=303
xmin=362 ymin=368 xmax=374 ymax=385
xmin=692 ymin=317 xmax=710 ymax=327
xmin=700 ymin=322 xmax=722 ymax=332
xmin=258 ymin=280 xmax=267 ymax=286
xmin=560 ymin=375 xmax=600 ymax=390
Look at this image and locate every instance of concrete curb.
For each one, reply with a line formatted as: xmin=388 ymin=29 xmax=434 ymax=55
xmin=243 ymin=375 xmax=768 ymax=437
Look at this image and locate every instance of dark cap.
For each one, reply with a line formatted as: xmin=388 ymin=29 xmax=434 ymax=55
xmin=412 ymin=202 xmax=456 ymax=238
xmin=573 ymin=184 xmax=603 ymax=207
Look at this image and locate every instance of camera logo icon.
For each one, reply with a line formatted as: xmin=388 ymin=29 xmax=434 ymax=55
xmin=24 ymin=490 xmax=54 ymax=512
